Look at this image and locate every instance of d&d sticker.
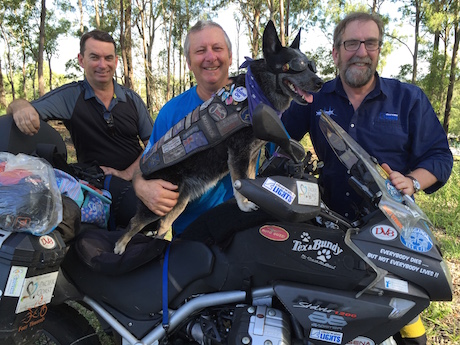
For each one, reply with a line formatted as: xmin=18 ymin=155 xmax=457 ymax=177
xmin=259 ymin=225 xmax=289 ymax=241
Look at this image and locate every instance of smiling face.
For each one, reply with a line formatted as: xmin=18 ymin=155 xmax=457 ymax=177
xmin=78 ymin=37 xmax=118 ymax=89
xmin=186 ymin=26 xmax=232 ymax=100
xmin=332 ymin=19 xmax=380 ymax=89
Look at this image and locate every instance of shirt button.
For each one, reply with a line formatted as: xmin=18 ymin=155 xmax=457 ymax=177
xmin=350 ymin=123 xmax=355 ymax=128
xmin=345 ymin=212 xmax=349 ymax=217
xmin=346 ymin=192 xmax=350 ymax=196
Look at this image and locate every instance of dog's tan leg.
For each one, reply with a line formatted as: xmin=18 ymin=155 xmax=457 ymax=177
xmin=155 ymin=196 xmax=190 ymax=238
xmin=228 ymin=151 xmax=259 ymax=212
xmin=114 ymin=213 xmax=159 ymax=254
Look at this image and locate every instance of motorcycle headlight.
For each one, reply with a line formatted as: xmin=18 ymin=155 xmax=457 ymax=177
xmin=388 ymin=298 xmax=416 ymax=319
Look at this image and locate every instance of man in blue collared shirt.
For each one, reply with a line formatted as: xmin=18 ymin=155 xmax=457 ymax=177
xmin=282 ymin=12 xmax=453 ymax=345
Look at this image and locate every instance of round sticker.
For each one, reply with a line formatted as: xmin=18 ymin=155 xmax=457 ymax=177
xmin=233 ymin=86 xmax=248 ymax=102
xmin=259 ymin=225 xmax=289 ymax=241
xmin=371 ymin=225 xmax=398 ymax=241
xmin=39 ymin=235 xmax=56 ymax=250
xmin=400 ymin=227 xmax=433 ymax=253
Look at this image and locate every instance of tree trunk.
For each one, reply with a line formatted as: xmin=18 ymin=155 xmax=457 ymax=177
xmin=94 ymin=0 xmax=100 ymax=29
xmin=279 ymin=0 xmax=285 ymax=46
xmin=38 ymin=0 xmax=46 ymax=97
xmin=0 ymin=58 xmax=6 ymax=109
xmin=411 ymin=0 xmax=421 ymax=84
xmin=443 ymin=21 xmax=459 ymax=133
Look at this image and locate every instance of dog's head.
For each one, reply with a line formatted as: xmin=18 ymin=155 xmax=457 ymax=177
xmin=261 ymin=20 xmax=323 ymax=110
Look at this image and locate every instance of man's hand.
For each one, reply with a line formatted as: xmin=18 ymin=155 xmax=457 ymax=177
xmin=381 ymin=163 xmax=437 ymax=196
xmin=100 ymin=166 xmax=133 ymax=181
xmin=7 ymin=99 xmax=41 ymax=136
xmin=133 ymin=175 xmax=179 ymax=216
xmin=381 ymin=163 xmax=415 ymax=195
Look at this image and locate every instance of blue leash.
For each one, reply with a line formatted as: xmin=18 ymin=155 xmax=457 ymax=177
xmin=162 ymin=236 xmax=175 ymax=330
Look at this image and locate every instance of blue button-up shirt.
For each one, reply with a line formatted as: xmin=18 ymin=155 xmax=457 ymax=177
xmin=282 ymin=74 xmax=453 ymax=220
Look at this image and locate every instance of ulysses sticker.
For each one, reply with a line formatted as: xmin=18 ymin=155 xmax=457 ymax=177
xmin=400 ymin=227 xmax=433 ymax=253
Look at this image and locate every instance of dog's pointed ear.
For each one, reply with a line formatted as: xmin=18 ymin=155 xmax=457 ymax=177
xmin=263 ymin=20 xmax=283 ymax=55
xmin=290 ymin=28 xmax=301 ymax=50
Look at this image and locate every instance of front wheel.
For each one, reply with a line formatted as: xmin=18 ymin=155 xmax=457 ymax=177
xmin=6 ymin=303 xmax=102 ymax=345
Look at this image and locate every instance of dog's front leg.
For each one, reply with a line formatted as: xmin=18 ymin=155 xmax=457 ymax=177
xmin=228 ymin=150 xmax=259 ymax=212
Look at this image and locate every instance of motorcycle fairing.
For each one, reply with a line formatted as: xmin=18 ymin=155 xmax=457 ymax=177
xmin=351 ymin=214 xmax=453 ymax=301
xmin=201 ymin=222 xmax=370 ymax=292
xmin=274 ymin=281 xmax=429 ymax=344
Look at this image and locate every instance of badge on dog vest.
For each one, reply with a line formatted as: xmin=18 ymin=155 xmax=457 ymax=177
xmin=141 ymin=83 xmax=251 ymax=176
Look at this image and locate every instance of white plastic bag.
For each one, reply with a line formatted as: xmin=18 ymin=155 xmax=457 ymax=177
xmin=0 ymin=152 xmax=63 ymax=235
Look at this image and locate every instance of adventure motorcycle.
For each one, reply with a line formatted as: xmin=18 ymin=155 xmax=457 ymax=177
xmin=0 ymin=105 xmax=452 ymax=345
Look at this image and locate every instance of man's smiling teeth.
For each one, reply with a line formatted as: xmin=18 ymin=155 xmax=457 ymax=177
xmin=205 ymin=67 xmax=218 ymax=71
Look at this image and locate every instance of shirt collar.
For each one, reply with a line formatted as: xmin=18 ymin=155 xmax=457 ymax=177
xmin=325 ymin=72 xmax=386 ymax=101
xmin=82 ymin=78 xmax=127 ymax=103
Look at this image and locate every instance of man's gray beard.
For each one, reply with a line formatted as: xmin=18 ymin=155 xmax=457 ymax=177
xmin=344 ymin=65 xmax=373 ymax=87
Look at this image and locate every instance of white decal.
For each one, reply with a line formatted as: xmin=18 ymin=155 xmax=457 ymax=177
xmin=232 ymin=86 xmax=248 ymax=102
xmin=297 ymin=181 xmax=319 ymax=206
xmin=4 ymin=266 xmax=28 ymax=297
xmin=16 ymin=271 xmax=59 ymax=314
xmin=162 ymin=136 xmax=182 ymax=154
xmin=384 ymin=277 xmax=409 ymax=293
xmin=262 ymin=178 xmax=296 ymax=205
xmin=371 ymin=225 xmax=398 ymax=241
xmin=309 ymin=328 xmax=343 ymax=344
xmin=39 ymin=235 xmax=56 ymax=249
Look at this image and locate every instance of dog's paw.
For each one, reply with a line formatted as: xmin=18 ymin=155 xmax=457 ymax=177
xmin=238 ymin=198 xmax=259 ymax=212
xmin=114 ymin=240 xmax=128 ymax=255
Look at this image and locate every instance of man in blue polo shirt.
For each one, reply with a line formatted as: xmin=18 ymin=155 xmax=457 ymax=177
xmin=282 ymin=12 xmax=453 ymax=345
xmin=134 ymin=20 xmax=234 ymax=234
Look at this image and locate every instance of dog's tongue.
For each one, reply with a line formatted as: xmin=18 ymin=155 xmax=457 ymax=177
xmin=297 ymin=87 xmax=313 ymax=103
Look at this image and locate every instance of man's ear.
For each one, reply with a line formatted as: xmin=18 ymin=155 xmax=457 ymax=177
xmin=77 ymin=53 xmax=84 ymax=68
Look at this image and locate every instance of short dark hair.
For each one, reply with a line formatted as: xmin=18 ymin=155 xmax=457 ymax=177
xmin=333 ymin=12 xmax=384 ymax=49
xmin=184 ymin=21 xmax=232 ymax=63
xmin=80 ymin=29 xmax=116 ymax=55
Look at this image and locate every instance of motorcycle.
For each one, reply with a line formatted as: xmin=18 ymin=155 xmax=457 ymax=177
xmin=0 ymin=105 xmax=452 ymax=345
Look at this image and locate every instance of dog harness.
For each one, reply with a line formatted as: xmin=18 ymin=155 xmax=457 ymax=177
xmin=140 ymin=62 xmax=281 ymax=176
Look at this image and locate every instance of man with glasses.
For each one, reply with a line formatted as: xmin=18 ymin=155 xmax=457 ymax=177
xmin=7 ymin=29 xmax=156 ymax=231
xmin=281 ymin=12 xmax=453 ymax=345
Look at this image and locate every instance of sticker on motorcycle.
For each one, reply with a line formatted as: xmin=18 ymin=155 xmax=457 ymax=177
xmin=262 ymin=178 xmax=296 ymax=204
xmin=309 ymin=328 xmax=343 ymax=344
xmin=4 ymin=266 xmax=28 ymax=297
xmin=39 ymin=235 xmax=56 ymax=249
xmin=296 ymin=180 xmax=319 ymax=206
xmin=259 ymin=225 xmax=289 ymax=241
xmin=371 ymin=225 xmax=398 ymax=241
xmin=384 ymin=276 xmax=409 ymax=293
xmin=400 ymin=227 xmax=433 ymax=253
xmin=345 ymin=336 xmax=375 ymax=345
xmin=15 ymin=271 xmax=59 ymax=314
xmin=292 ymin=232 xmax=344 ymax=270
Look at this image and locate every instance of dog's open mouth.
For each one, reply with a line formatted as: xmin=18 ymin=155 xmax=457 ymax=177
xmin=283 ymin=79 xmax=314 ymax=104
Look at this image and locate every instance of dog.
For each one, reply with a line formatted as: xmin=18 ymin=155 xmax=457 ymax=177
xmin=114 ymin=20 xmax=323 ymax=254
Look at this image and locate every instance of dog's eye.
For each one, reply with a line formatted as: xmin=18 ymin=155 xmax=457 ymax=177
xmin=282 ymin=63 xmax=290 ymax=72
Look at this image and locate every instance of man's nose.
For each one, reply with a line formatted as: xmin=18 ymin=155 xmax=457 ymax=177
xmin=204 ymin=49 xmax=217 ymax=62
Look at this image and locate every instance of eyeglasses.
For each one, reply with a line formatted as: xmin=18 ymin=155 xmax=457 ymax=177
xmin=103 ymin=111 xmax=116 ymax=136
xmin=341 ymin=39 xmax=382 ymax=52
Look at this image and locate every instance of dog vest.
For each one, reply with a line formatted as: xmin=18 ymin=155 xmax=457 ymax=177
xmin=140 ymin=83 xmax=251 ymax=175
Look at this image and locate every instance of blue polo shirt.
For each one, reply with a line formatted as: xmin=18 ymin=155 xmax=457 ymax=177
xmin=145 ymin=86 xmax=233 ymax=233
xmin=282 ymin=74 xmax=453 ymax=220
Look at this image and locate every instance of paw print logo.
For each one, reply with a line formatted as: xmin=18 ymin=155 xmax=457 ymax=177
xmin=301 ymin=232 xmax=311 ymax=242
xmin=317 ymin=249 xmax=331 ymax=262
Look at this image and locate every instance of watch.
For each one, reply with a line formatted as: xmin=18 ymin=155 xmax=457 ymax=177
xmin=406 ymin=175 xmax=421 ymax=193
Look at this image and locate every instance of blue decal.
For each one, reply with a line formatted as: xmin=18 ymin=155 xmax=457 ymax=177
xmin=385 ymin=179 xmax=403 ymax=202
xmin=400 ymin=227 xmax=433 ymax=253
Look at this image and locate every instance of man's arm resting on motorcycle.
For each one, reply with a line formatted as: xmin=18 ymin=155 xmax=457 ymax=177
xmin=381 ymin=163 xmax=437 ymax=196
xmin=132 ymin=168 xmax=179 ymax=216
xmin=7 ymin=99 xmax=41 ymax=136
